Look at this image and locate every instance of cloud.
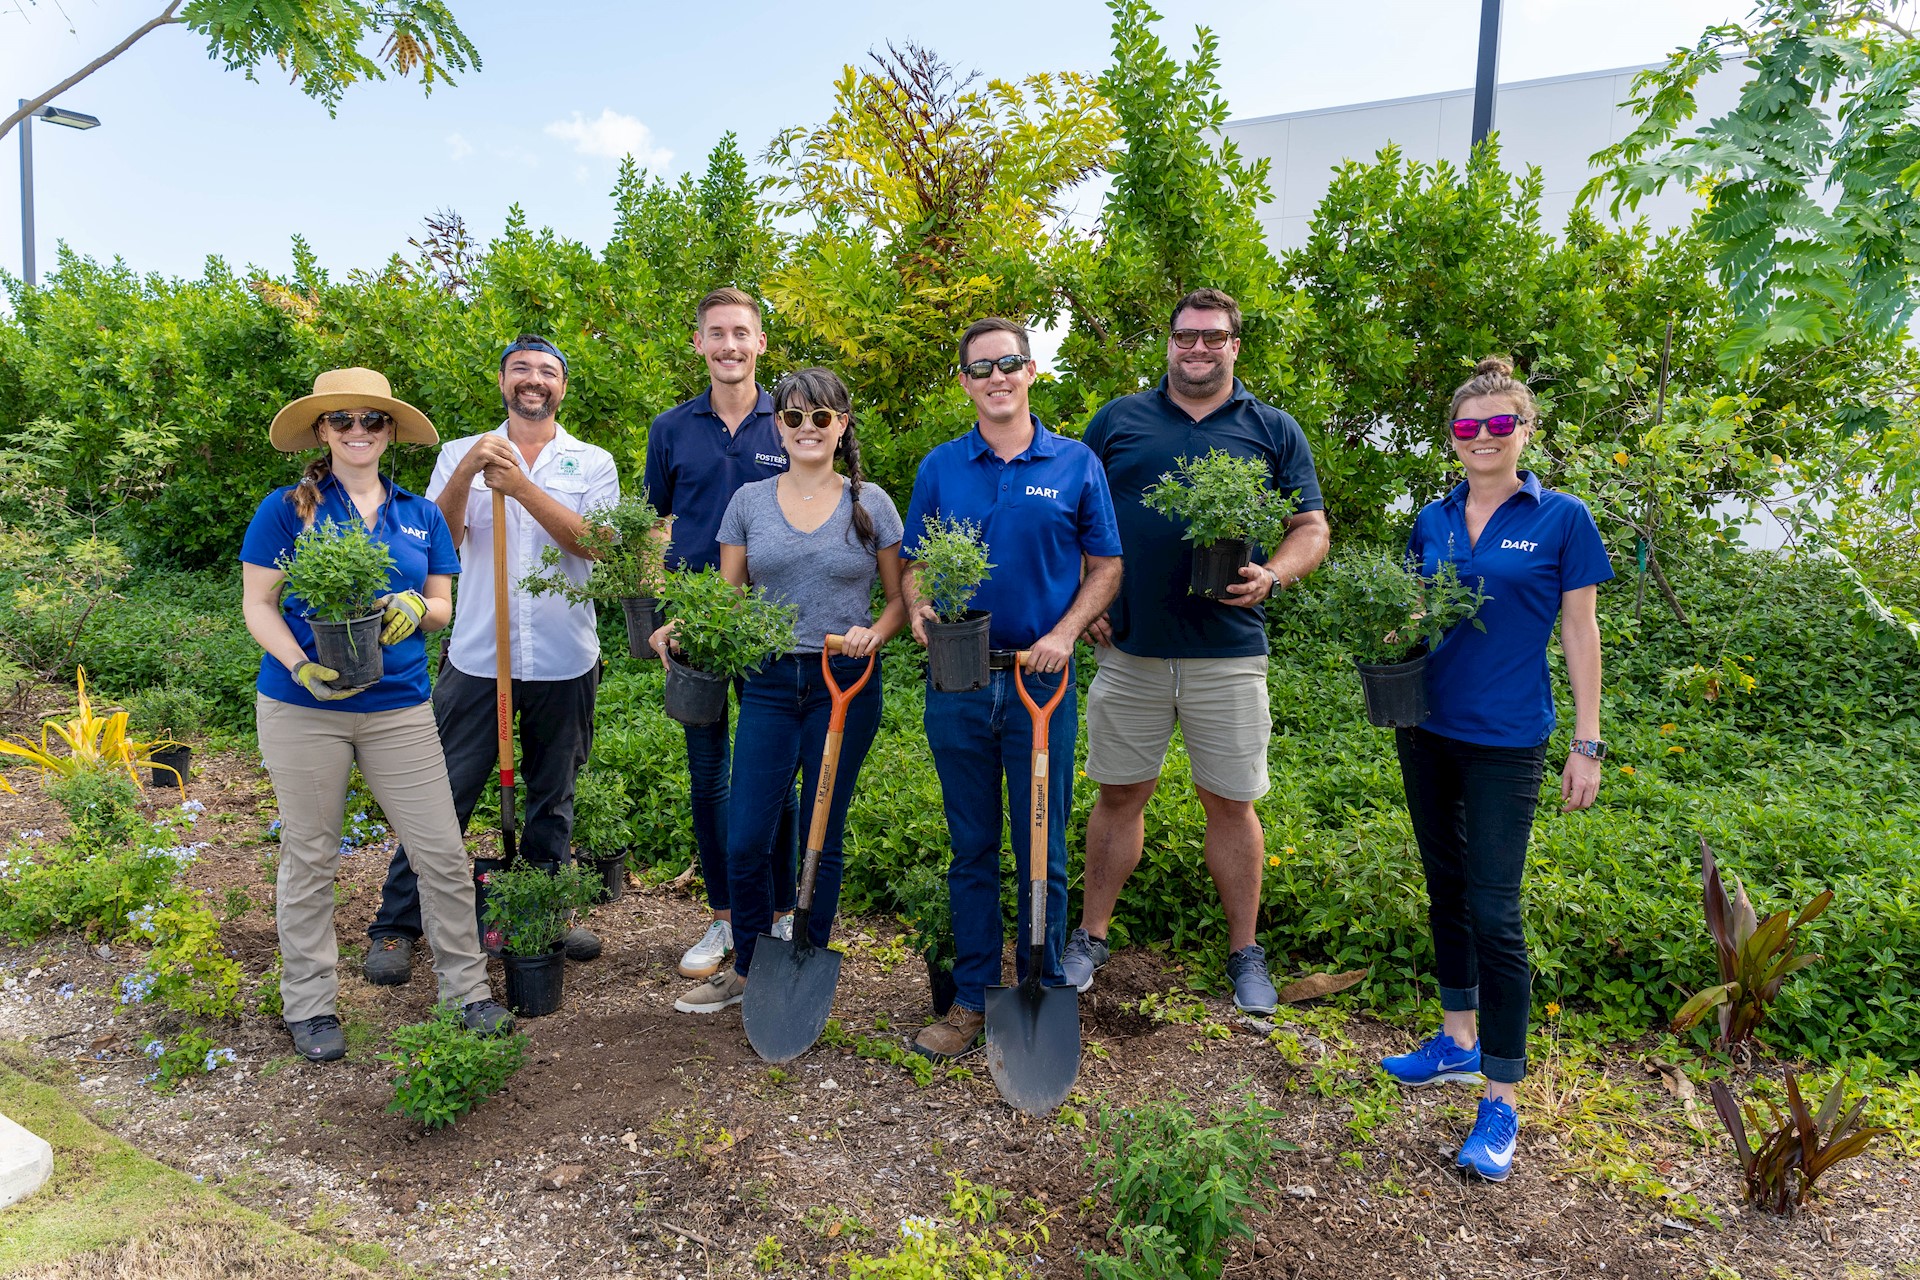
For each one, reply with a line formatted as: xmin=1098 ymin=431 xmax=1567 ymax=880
xmin=446 ymin=132 xmax=474 ymax=161
xmin=544 ymin=109 xmax=672 ymax=169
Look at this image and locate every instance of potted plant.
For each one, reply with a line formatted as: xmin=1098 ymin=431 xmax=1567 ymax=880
xmin=571 ymin=766 xmax=633 ymax=903
xmin=1313 ymin=549 xmax=1489 ymax=728
xmin=518 ymin=494 xmax=669 ymax=660
xmin=1141 ymin=449 xmax=1299 ymax=600
xmin=277 ymin=519 xmax=396 ymax=689
xmin=913 ymin=515 xmax=996 ymax=692
xmin=895 ymin=861 xmax=958 ymax=1016
xmin=479 ymin=861 xmax=602 ymax=1017
xmin=653 ymin=567 xmax=798 ymax=726
xmin=126 ymin=683 xmax=211 ymax=789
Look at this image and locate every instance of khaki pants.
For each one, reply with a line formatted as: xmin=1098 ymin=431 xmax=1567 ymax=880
xmin=256 ymin=695 xmax=492 ymax=1021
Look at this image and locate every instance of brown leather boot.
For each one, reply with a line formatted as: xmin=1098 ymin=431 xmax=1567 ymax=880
xmin=912 ymin=1005 xmax=984 ymax=1061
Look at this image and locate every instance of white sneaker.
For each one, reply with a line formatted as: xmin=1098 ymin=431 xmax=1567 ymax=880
xmin=678 ymin=918 xmax=733 ymax=979
xmin=772 ymin=914 xmax=794 ymax=942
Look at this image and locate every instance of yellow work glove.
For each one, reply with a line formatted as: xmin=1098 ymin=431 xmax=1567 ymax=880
xmin=375 ymin=590 xmax=429 ymax=645
xmin=292 ymin=661 xmax=362 ymax=701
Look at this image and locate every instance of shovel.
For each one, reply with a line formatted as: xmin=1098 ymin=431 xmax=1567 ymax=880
xmin=478 ymin=487 xmax=517 ymax=952
xmin=743 ymin=634 xmax=876 ymax=1063
xmin=985 ymin=654 xmax=1080 ymax=1113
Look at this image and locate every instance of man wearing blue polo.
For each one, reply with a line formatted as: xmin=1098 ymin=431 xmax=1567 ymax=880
xmin=642 ymin=287 xmax=797 ymax=981
xmin=902 ymin=316 xmax=1123 ymax=1061
xmin=1068 ymin=288 xmax=1330 ymax=1016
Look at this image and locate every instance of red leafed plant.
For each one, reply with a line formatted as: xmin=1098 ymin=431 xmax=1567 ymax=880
xmin=1671 ymin=839 xmax=1831 ymax=1051
xmin=1709 ymin=1069 xmax=1890 ymax=1214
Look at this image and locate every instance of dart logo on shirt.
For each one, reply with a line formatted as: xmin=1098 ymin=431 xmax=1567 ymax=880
xmin=1500 ymin=538 xmax=1539 ymax=552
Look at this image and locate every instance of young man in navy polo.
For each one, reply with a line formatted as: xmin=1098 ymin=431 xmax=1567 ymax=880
xmin=1068 ymin=288 xmax=1331 ymax=1015
xmin=641 ymin=287 xmax=798 ymax=981
xmin=901 ymin=317 xmax=1123 ymax=1061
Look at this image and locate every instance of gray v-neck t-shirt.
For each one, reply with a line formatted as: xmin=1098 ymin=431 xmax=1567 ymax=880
xmin=717 ymin=476 xmax=904 ymax=654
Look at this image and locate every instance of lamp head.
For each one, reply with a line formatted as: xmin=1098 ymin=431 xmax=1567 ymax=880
xmin=34 ymin=106 xmax=102 ymax=130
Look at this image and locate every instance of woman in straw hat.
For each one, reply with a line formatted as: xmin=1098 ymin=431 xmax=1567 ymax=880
xmin=240 ymin=367 xmax=514 ymax=1062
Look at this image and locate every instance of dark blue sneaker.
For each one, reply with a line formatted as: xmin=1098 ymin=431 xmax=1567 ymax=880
xmin=1456 ymin=1096 xmax=1519 ymax=1181
xmin=1379 ymin=1030 xmax=1483 ymax=1087
xmin=1226 ymin=945 xmax=1278 ymax=1015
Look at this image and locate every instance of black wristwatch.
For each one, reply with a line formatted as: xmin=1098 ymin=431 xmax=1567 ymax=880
xmin=1570 ymin=739 xmax=1609 ymax=761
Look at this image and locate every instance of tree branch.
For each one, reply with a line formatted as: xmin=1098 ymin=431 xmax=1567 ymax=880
xmin=0 ymin=0 xmax=187 ymax=142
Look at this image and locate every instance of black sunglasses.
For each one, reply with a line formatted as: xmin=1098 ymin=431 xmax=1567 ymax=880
xmin=1170 ymin=328 xmax=1234 ymax=350
xmin=960 ymin=353 xmax=1031 ymax=379
xmin=318 ymin=411 xmax=393 ymax=434
xmin=776 ymin=407 xmax=843 ymax=430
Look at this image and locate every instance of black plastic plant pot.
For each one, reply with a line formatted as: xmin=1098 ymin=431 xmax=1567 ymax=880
xmin=148 ymin=744 xmax=191 ymax=789
xmin=621 ymin=597 xmax=662 ymax=662
xmin=924 ymin=611 xmax=991 ymax=693
xmin=1190 ymin=538 xmax=1253 ymax=601
xmin=662 ymin=652 xmax=730 ymax=726
xmin=1354 ymin=650 xmax=1431 ymax=729
xmin=927 ymin=954 xmax=958 ymax=1018
xmin=309 ymin=612 xmax=384 ymax=690
xmin=502 ymin=944 xmax=566 ymax=1017
xmin=593 ymin=853 xmax=627 ymax=903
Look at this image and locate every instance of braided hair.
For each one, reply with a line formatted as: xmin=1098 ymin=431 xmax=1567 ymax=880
xmin=290 ymin=422 xmax=333 ymax=528
xmin=773 ymin=367 xmax=878 ymax=552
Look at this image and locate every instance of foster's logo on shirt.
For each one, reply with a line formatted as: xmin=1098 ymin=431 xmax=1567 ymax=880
xmin=753 ymin=451 xmax=788 ymax=469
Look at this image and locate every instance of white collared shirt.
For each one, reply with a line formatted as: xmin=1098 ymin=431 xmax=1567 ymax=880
xmin=429 ymin=421 xmax=621 ymax=682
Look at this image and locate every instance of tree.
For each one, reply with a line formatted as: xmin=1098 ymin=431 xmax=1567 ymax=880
xmin=1 ymin=0 xmax=479 ymax=143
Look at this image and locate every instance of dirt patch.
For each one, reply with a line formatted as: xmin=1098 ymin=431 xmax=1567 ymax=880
xmin=3 ymin=754 xmax=1917 ymax=1278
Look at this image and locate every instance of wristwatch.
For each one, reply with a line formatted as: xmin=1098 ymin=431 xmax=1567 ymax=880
xmin=1570 ymin=739 xmax=1609 ymax=760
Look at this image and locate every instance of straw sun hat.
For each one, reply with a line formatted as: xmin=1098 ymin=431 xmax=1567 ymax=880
xmin=268 ymin=367 xmax=438 ymax=452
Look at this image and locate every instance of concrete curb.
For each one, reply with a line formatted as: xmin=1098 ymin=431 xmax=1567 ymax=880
xmin=0 ymin=1109 xmax=54 ymax=1209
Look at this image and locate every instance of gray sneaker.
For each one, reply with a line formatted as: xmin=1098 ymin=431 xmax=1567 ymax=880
xmin=285 ymin=1014 xmax=346 ymax=1062
xmin=462 ymin=999 xmax=516 ymax=1036
xmin=1061 ymin=928 xmax=1109 ymax=993
xmin=1227 ymin=944 xmax=1278 ymax=1015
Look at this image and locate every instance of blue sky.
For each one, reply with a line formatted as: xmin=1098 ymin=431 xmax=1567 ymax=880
xmin=2 ymin=0 xmax=1741 ymax=285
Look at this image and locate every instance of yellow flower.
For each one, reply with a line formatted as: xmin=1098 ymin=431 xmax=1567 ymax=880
xmin=1619 ymin=765 xmax=1636 ymax=775
xmin=1659 ymin=723 xmax=1675 ymax=735
xmin=1266 ymin=855 xmax=1280 ymax=868
xmin=1282 ymin=844 xmax=1297 ymax=855
xmin=1613 ymin=451 xmax=1630 ymax=466
xmin=1545 ymin=1001 xmax=1561 ymax=1018
xmin=1667 ymin=745 xmax=1685 ymax=755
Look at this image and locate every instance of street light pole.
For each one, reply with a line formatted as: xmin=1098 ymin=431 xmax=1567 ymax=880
xmin=1471 ymin=0 xmax=1504 ymax=148
xmin=17 ymin=100 xmax=102 ymax=288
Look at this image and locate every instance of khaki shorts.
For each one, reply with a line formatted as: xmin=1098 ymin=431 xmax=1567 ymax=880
xmin=1084 ymin=647 xmax=1271 ymax=801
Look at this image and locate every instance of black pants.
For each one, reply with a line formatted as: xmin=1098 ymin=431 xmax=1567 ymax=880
xmin=369 ymin=662 xmax=599 ymax=940
xmin=1394 ymin=726 xmax=1545 ymax=1084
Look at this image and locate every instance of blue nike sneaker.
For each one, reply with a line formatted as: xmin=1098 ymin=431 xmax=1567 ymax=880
xmin=1455 ymin=1096 xmax=1519 ymax=1181
xmin=1379 ymin=1030 xmax=1483 ymax=1087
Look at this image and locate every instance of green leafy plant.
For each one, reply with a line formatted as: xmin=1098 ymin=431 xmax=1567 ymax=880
xmin=1302 ymin=549 xmax=1489 ymax=664
xmin=570 ymin=767 xmax=633 ymax=857
xmin=0 ymin=668 xmax=182 ymax=789
xmin=137 ymin=1028 xmax=236 ymax=1092
xmin=895 ymin=860 xmax=955 ymax=968
xmin=655 ymin=567 xmax=797 ymax=679
xmin=381 ymin=1002 xmax=528 ymax=1130
xmin=276 ymin=519 xmax=395 ymax=623
xmin=43 ymin=769 xmax=145 ymax=841
xmin=124 ymin=682 xmax=213 ymax=740
xmin=911 ymin=516 xmax=995 ymax=622
xmin=1709 ymin=1068 xmax=1891 ymax=1214
xmin=479 ymin=862 xmax=601 ymax=955
xmin=1672 ymin=839 xmax=1832 ymax=1051
xmin=519 ymin=494 xmax=668 ymax=604
xmin=842 ymin=1219 xmax=1038 ymax=1279
xmin=1141 ymin=448 xmax=1298 ymax=551
xmin=1082 ymin=1091 xmax=1295 ymax=1280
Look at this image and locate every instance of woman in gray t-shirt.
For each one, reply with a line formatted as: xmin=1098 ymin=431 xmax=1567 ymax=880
xmin=673 ymin=367 xmax=907 ymax=1015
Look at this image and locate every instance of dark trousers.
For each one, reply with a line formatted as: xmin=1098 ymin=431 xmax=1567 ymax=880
xmin=925 ymin=665 xmax=1074 ymax=1013
xmin=684 ymin=684 xmax=798 ymax=917
xmin=1394 ymin=726 xmax=1545 ymax=1084
xmin=727 ymin=654 xmax=882 ymax=977
xmin=369 ymin=663 xmax=599 ymax=939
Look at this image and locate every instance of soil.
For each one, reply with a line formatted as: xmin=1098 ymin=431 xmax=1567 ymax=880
xmin=2 ymin=748 xmax=1915 ymax=1279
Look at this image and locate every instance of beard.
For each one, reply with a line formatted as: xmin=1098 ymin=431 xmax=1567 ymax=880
xmin=1168 ymin=357 xmax=1229 ymax=399
xmin=506 ymin=383 xmax=555 ymax=422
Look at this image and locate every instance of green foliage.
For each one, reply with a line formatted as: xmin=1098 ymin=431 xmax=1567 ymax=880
xmin=479 ymin=862 xmax=601 ymax=955
xmin=570 ymin=767 xmax=633 ymax=857
xmin=0 ymin=827 xmax=185 ymax=942
xmin=381 ymin=1002 xmax=528 ymax=1130
xmin=1671 ymin=840 xmax=1832 ymax=1050
xmin=1709 ymin=1068 xmax=1891 ymax=1214
xmin=141 ymin=897 xmax=246 ymax=1018
xmin=895 ymin=859 xmax=955 ymax=967
xmin=1297 ymin=549 xmax=1488 ymax=664
xmin=656 ymin=567 xmax=797 ymax=679
xmin=276 ymin=518 xmax=394 ymax=623
xmin=1139 ymin=448 xmax=1298 ymax=550
xmin=0 ymin=529 xmax=130 ymax=677
xmin=122 ymin=682 xmax=213 ymax=740
xmin=841 ymin=1220 xmax=1037 ymax=1279
xmin=42 ymin=770 xmax=145 ymax=842
xmin=910 ymin=516 xmax=995 ymax=622
xmin=1082 ymin=1092 xmax=1294 ymax=1280
xmin=518 ymin=494 xmax=667 ymax=605
xmin=137 ymin=1028 xmax=228 ymax=1092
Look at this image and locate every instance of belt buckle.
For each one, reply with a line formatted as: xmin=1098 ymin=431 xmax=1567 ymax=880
xmin=987 ymin=648 xmax=1020 ymax=670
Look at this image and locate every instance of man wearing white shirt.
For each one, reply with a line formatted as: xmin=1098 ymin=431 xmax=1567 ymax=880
xmin=365 ymin=334 xmax=620 ymax=982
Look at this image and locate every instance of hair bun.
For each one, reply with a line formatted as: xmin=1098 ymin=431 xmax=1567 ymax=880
xmin=1475 ymin=355 xmax=1515 ymax=378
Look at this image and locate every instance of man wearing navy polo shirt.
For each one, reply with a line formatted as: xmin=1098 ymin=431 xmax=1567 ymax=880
xmin=901 ymin=316 xmax=1123 ymax=1061
xmin=642 ymin=287 xmax=798 ymax=982
xmin=1067 ymin=288 xmax=1330 ymax=1016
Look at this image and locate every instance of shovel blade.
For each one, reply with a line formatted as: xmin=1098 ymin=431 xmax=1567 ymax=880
xmin=742 ymin=935 xmax=842 ymax=1064
xmin=983 ymin=981 xmax=1080 ymax=1114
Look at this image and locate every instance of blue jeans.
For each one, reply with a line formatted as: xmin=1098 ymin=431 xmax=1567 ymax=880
xmin=728 ymin=653 xmax=883 ymax=977
xmin=684 ymin=683 xmax=798 ymax=916
xmin=925 ymin=665 xmax=1074 ymax=1012
xmin=1395 ymin=726 xmax=1546 ymax=1085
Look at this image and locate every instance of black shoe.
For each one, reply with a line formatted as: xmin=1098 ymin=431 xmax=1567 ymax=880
xmin=562 ymin=926 xmax=602 ymax=962
xmin=462 ymin=999 xmax=516 ymax=1036
xmin=363 ymin=936 xmax=415 ymax=986
xmin=285 ymin=1014 xmax=346 ymax=1061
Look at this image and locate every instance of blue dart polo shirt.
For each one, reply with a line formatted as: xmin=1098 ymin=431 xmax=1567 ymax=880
xmin=643 ymin=387 xmax=788 ymax=572
xmin=901 ymin=417 xmax=1122 ymax=650
xmin=1409 ymin=471 xmax=1614 ymax=748
xmin=240 ymin=473 xmax=458 ymax=712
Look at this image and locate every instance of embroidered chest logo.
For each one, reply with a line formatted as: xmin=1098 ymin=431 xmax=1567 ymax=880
xmin=1026 ymin=485 xmax=1061 ymax=500
xmin=1500 ymin=538 xmax=1540 ymax=552
xmin=754 ymin=452 xmax=788 ymax=468
xmin=556 ymin=456 xmax=582 ymax=476
xmin=401 ymin=524 xmax=429 ymax=540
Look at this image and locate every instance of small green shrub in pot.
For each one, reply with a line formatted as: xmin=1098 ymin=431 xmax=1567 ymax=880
xmin=125 ymin=684 xmax=213 ymax=741
xmin=655 ymin=568 xmax=798 ymax=679
xmin=276 ymin=519 xmax=396 ymax=688
xmin=912 ymin=515 xmax=995 ymax=623
xmin=1141 ymin=449 xmax=1299 ymax=599
xmin=571 ymin=767 xmax=633 ymax=858
xmin=1309 ymin=549 xmax=1489 ymax=666
xmin=480 ymin=862 xmax=602 ymax=955
xmin=519 ymin=495 xmax=671 ymax=659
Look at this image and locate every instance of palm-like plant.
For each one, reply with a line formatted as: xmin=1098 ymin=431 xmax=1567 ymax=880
xmin=0 ymin=668 xmax=183 ymax=796
xmin=1671 ymin=839 xmax=1831 ymax=1051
